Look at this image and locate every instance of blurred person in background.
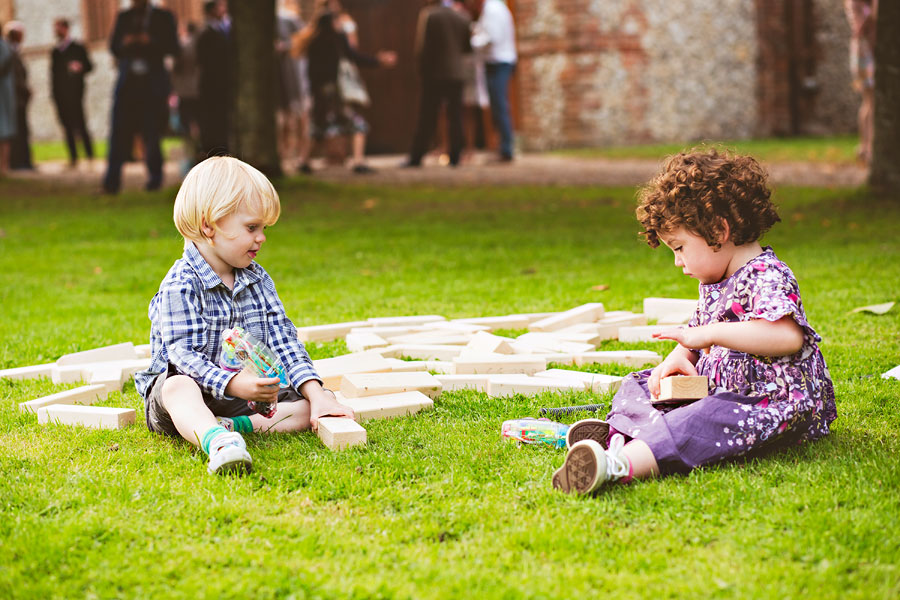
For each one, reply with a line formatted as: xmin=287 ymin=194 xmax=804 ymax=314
xmin=51 ymin=17 xmax=94 ymax=169
xmin=196 ymin=0 xmax=234 ymax=158
xmin=0 ymin=22 xmax=15 ymax=175
xmin=292 ymin=0 xmax=396 ymax=174
xmin=103 ymin=0 xmax=179 ymax=194
xmin=171 ymin=21 xmax=201 ymax=173
xmin=6 ymin=21 xmax=33 ymax=171
xmin=275 ymin=0 xmax=312 ymax=172
xmin=844 ymin=0 xmax=877 ymax=164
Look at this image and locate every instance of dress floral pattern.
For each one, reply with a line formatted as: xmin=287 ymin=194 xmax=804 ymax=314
xmin=605 ymin=247 xmax=836 ymax=475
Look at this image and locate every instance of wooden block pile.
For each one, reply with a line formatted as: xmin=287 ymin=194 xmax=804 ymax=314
xmin=1 ymin=299 xmax=691 ymax=449
xmin=0 ymin=342 xmax=149 ymax=429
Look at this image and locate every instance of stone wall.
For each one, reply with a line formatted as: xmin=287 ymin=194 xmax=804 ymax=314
xmin=515 ymin=0 xmax=856 ymax=150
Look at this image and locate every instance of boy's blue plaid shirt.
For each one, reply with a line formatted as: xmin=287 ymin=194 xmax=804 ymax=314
xmin=135 ymin=243 xmax=321 ymax=401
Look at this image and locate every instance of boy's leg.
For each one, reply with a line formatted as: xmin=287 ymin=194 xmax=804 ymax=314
xmin=249 ymin=393 xmax=311 ymax=433
xmin=160 ymin=375 xmax=219 ymax=446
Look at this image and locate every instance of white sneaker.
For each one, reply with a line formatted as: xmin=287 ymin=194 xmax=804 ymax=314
xmin=207 ymin=431 xmax=253 ymax=475
xmin=216 ymin=416 xmax=235 ymax=432
xmin=552 ymin=434 xmax=630 ymax=494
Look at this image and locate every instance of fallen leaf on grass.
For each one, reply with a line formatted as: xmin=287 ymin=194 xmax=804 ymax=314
xmin=850 ymin=301 xmax=895 ymax=315
xmin=591 ymin=284 xmax=609 ymax=291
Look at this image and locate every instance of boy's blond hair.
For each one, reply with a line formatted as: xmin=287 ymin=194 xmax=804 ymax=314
xmin=174 ymin=156 xmax=281 ymax=242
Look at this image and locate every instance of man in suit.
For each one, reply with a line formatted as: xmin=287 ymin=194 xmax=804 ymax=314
xmin=196 ymin=0 xmax=234 ymax=158
xmin=102 ymin=0 xmax=178 ymax=194
xmin=405 ymin=0 xmax=471 ymax=168
xmin=51 ymin=18 xmax=94 ymax=168
xmin=5 ymin=21 xmax=32 ymax=171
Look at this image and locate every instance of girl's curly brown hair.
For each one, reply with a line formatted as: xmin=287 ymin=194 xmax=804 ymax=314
xmin=636 ymin=147 xmax=780 ymax=249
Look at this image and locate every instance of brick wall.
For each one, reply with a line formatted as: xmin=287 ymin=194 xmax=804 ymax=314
xmin=515 ymin=0 xmax=855 ymax=150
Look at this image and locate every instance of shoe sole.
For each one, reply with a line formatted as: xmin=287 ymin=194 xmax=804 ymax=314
xmin=210 ymin=457 xmax=252 ymax=475
xmin=566 ymin=419 xmax=610 ymax=449
xmin=552 ymin=443 xmax=602 ymax=495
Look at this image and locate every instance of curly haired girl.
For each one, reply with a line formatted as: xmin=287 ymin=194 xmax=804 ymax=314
xmin=553 ymin=148 xmax=837 ymax=495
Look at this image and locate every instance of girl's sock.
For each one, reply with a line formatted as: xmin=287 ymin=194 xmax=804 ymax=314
xmin=201 ymin=425 xmax=229 ymax=455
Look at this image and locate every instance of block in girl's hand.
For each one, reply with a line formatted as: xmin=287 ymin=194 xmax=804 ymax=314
xmin=657 ymin=375 xmax=709 ymax=403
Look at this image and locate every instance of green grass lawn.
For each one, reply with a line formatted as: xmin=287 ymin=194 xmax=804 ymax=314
xmin=555 ymin=135 xmax=860 ymax=164
xmin=0 ymin=176 xmax=898 ymax=599
xmin=30 ymin=137 xmax=183 ymax=164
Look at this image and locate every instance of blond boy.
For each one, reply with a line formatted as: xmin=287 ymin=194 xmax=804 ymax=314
xmin=135 ymin=157 xmax=353 ymax=474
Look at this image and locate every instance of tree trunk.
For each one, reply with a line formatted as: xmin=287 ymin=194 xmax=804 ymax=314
xmin=869 ymin=1 xmax=900 ymax=192
xmin=229 ymin=0 xmax=281 ymax=177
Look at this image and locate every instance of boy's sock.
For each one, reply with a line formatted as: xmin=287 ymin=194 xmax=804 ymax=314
xmin=201 ymin=425 xmax=230 ymax=455
xmin=216 ymin=415 xmax=253 ymax=434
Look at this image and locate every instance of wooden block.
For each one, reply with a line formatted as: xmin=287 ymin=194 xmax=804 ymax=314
xmin=515 ymin=332 xmax=596 ymax=354
xmin=296 ymin=321 xmax=369 ymax=343
xmin=317 ymin=417 xmax=367 ymax=450
xmin=134 ymin=343 xmax=152 ymax=358
xmin=345 ymin=331 xmax=389 ymax=353
xmin=450 ymin=314 xmax=532 ymax=331
xmin=535 ymin=369 xmax=624 ymax=394
xmin=487 ymin=374 xmax=585 ymax=397
xmin=617 ymin=325 xmax=671 ymax=342
xmin=466 ymin=331 xmax=515 ymax=355
xmin=88 ymin=366 xmax=125 ymax=393
xmin=424 ymin=360 xmax=456 ymax=374
xmin=384 ymin=358 xmax=430 ymax=372
xmin=366 ymin=315 xmax=446 ymax=327
xmin=528 ymin=303 xmax=605 ymax=332
xmin=378 ymin=344 xmax=464 ymax=361
xmin=658 ymin=375 xmax=709 ymax=402
xmin=541 ymin=353 xmax=579 ymax=366
xmin=0 ymin=363 xmax=55 ymax=381
xmin=643 ymin=298 xmax=697 ymax=324
xmin=599 ymin=312 xmax=649 ymax=327
xmin=56 ymin=342 xmax=138 ymax=366
xmin=51 ymin=364 xmax=89 ymax=384
xmin=350 ymin=326 xmax=423 ymax=341
xmin=452 ymin=354 xmax=547 ymax=375
xmin=435 ymin=374 xmax=490 ymax=393
xmin=20 ymin=384 xmax=109 ymax=414
xmin=337 ymin=390 xmax=433 ymax=422
xmin=37 ymin=405 xmax=136 ymax=429
xmin=514 ymin=312 xmax=561 ymax=324
xmin=575 ymin=351 xmax=663 ymax=368
xmin=312 ymin=352 xmax=393 ymax=389
xmin=341 ymin=372 xmax=443 ymax=399
xmin=882 ymin=365 xmax=900 ymax=380
xmin=415 ymin=321 xmax=491 ymax=334
xmin=389 ymin=332 xmax=474 ymax=346
xmin=554 ymin=322 xmax=620 ymax=344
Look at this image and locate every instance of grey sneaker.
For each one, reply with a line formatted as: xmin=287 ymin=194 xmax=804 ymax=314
xmin=565 ymin=418 xmax=610 ymax=449
xmin=552 ymin=434 xmax=629 ymax=495
xmin=207 ymin=431 xmax=252 ymax=475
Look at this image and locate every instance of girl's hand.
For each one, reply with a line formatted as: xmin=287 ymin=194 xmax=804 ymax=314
xmin=648 ymin=353 xmax=699 ymax=399
xmin=225 ymin=370 xmax=280 ymax=403
xmin=653 ymin=325 xmax=714 ymax=351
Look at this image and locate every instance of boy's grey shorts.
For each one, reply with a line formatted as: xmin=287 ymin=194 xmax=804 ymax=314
xmin=144 ymin=363 xmax=305 ymax=438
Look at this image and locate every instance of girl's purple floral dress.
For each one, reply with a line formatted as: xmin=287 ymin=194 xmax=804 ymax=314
xmin=606 ymin=247 xmax=836 ymax=475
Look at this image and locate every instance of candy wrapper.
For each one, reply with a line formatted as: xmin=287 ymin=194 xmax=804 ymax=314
xmin=220 ymin=326 xmax=288 ymax=418
xmin=501 ymin=418 xmax=570 ymax=449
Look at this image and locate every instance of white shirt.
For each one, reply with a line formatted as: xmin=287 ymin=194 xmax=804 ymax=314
xmin=472 ymin=0 xmax=517 ymax=64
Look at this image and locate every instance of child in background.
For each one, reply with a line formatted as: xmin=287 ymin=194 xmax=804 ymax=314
xmin=135 ymin=156 xmax=353 ymax=475
xmin=554 ymin=148 xmax=836 ymax=494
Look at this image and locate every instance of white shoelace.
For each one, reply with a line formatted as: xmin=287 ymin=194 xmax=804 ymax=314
xmin=605 ymin=434 xmax=631 ymax=480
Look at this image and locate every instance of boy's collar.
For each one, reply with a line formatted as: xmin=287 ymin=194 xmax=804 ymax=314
xmin=183 ymin=241 xmax=262 ymax=290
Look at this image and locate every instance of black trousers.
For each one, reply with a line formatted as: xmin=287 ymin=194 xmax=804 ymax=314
xmin=10 ymin=105 xmax=33 ymax=170
xmin=408 ymin=79 xmax=464 ymax=166
xmin=55 ymin=96 xmax=94 ymax=163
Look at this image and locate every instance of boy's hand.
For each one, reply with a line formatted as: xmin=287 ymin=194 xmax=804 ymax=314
xmin=648 ymin=353 xmax=699 ymax=399
xmin=225 ymin=370 xmax=280 ymax=403
xmin=300 ymin=381 xmax=354 ymax=431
